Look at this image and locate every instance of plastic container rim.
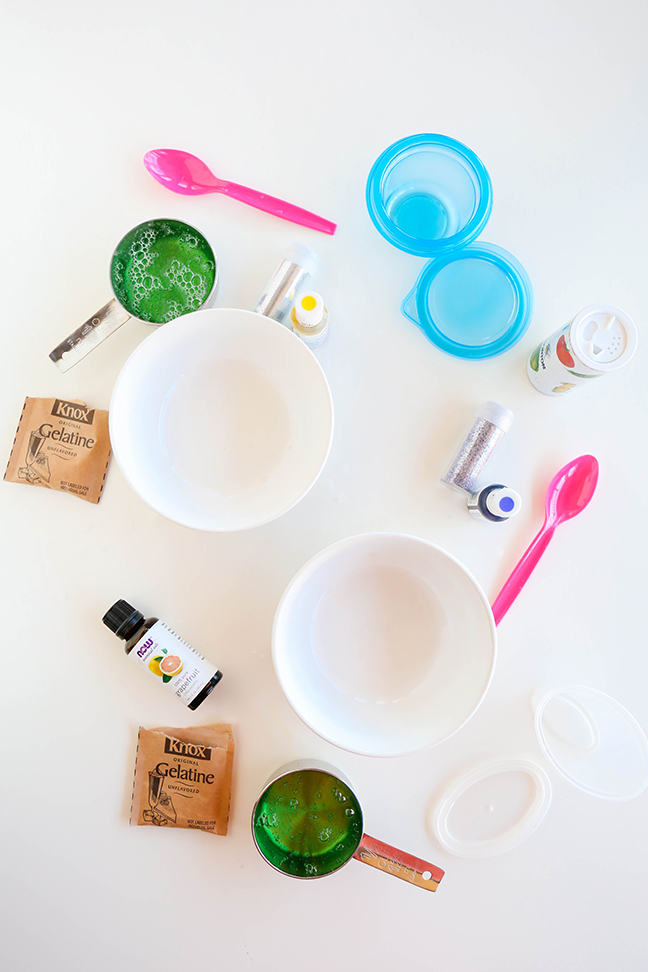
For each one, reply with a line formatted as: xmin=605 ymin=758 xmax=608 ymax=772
xmin=366 ymin=133 xmax=493 ymax=257
xmin=404 ymin=241 xmax=534 ymax=359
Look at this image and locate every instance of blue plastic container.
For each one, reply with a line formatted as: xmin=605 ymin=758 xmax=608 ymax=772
xmin=366 ymin=134 xmax=533 ymax=359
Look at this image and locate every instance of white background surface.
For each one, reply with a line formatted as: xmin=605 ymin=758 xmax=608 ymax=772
xmin=1 ymin=1 xmax=647 ymax=969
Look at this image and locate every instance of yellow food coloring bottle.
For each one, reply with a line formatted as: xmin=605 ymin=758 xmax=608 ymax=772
xmin=290 ymin=291 xmax=329 ymax=348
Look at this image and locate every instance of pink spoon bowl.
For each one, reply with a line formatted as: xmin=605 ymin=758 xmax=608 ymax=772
xmin=144 ymin=148 xmax=337 ymax=235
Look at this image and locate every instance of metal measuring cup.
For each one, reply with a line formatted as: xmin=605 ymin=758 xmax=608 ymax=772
xmin=49 ymin=217 xmax=219 ymax=372
xmin=252 ymin=760 xmax=445 ymax=892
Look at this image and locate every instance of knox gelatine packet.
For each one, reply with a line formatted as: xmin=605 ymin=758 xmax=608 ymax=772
xmin=130 ymin=725 xmax=234 ymax=836
xmin=4 ymin=397 xmax=111 ymax=503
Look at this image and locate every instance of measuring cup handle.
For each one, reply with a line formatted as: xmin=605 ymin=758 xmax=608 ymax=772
xmin=49 ymin=298 xmax=131 ymax=372
xmin=353 ymin=834 xmax=445 ymax=892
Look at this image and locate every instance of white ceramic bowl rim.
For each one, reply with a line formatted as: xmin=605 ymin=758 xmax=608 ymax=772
xmin=109 ymin=307 xmax=334 ymax=532
xmin=272 ymin=532 xmax=497 ymax=757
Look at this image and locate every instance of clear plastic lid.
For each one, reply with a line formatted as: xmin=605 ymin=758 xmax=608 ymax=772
xmin=430 ymin=758 xmax=552 ymax=857
xmin=534 ymin=686 xmax=648 ymax=801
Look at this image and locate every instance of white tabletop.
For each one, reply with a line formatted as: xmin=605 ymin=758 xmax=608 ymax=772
xmin=2 ymin=1 xmax=648 ymax=969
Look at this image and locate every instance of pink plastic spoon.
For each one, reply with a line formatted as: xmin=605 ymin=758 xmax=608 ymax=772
xmin=143 ymin=149 xmax=336 ymax=235
xmin=492 ymin=455 xmax=599 ymax=625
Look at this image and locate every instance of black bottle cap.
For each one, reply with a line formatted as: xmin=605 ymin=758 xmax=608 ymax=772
xmin=102 ymin=600 xmax=144 ymax=640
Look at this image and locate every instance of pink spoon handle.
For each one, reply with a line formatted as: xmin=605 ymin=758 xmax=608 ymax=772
xmin=492 ymin=524 xmax=556 ymax=626
xmin=220 ymin=180 xmax=336 ymax=234
xmin=353 ymin=834 xmax=445 ymax=891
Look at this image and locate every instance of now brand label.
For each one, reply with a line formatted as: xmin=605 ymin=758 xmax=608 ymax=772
xmin=128 ymin=621 xmax=218 ymax=706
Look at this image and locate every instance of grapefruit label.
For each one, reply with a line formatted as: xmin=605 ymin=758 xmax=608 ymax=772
xmin=129 ymin=621 xmax=218 ymax=705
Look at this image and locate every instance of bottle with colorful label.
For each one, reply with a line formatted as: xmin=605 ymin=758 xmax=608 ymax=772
xmin=102 ymin=600 xmax=222 ymax=709
xmin=527 ymin=304 xmax=637 ymax=396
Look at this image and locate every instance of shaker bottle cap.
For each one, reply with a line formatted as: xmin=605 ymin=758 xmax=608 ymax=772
xmin=571 ymin=304 xmax=638 ymax=371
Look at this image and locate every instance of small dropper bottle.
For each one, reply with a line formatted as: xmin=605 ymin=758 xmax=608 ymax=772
xmin=290 ymin=291 xmax=328 ymax=348
xmin=102 ymin=600 xmax=222 ymax=710
xmin=467 ymin=484 xmax=522 ymax=522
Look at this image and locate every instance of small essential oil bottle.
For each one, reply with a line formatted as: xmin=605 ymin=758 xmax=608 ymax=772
xmin=102 ymin=600 xmax=222 ymax=710
xmin=290 ymin=291 xmax=328 ymax=348
xmin=467 ymin=484 xmax=522 ymax=522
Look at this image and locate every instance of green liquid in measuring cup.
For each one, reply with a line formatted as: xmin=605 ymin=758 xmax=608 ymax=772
xmin=110 ymin=219 xmax=216 ymax=324
xmin=253 ymin=770 xmax=364 ymax=878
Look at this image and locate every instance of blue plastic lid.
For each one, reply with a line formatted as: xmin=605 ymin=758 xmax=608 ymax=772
xmin=402 ymin=243 xmax=533 ymax=359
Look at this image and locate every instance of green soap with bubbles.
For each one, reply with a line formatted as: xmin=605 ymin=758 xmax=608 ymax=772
xmin=110 ymin=219 xmax=216 ymax=324
xmin=253 ymin=770 xmax=364 ymax=877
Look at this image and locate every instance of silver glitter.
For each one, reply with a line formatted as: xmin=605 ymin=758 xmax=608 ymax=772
xmin=253 ymin=244 xmax=319 ymax=323
xmin=253 ymin=260 xmax=311 ymax=322
xmin=441 ymin=402 xmax=514 ymax=494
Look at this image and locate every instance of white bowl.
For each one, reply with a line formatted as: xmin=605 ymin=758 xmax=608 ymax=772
xmin=110 ymin=308 xmax=334 ymax=531
xmin=272 ymin=533 xmax=496 ymax=756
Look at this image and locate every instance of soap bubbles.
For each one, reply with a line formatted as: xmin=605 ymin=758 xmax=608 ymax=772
xmin=111 ymin=219 xmax=216 ymax=323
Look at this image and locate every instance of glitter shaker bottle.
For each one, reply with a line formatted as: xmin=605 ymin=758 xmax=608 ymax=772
xmin=441 ymin=401 xmax=514 ymax=495
xmin=253 ymin=243 xmax=319 ymax=322
xmin=527 ymin=304 xmax=638 ymax=396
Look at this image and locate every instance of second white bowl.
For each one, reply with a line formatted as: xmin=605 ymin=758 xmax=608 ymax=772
xmin=110 ymin=308 xmax=334 ymax=531
xmin=273 ymin=533 xmax=497 ymax=757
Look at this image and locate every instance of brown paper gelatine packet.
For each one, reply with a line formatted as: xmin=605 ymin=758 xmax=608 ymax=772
xmin=131 ymin=725 xmax=235 ymax=836
xmin=4 ymin=397 xmax=111 ymax=504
